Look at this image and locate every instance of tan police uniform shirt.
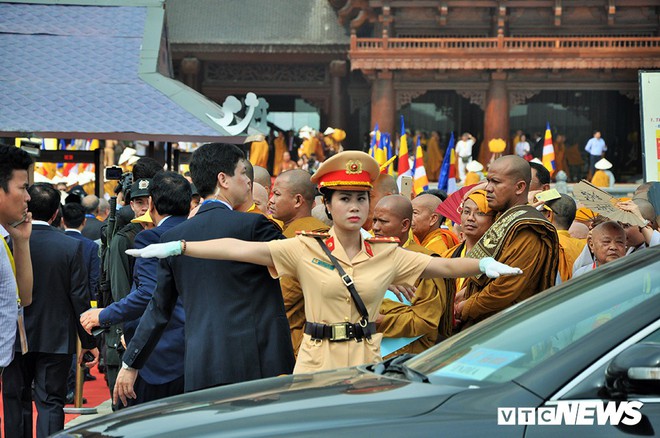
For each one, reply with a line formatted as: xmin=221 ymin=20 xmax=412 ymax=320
xmin=267 ymin=227 xmax=432 ymax=374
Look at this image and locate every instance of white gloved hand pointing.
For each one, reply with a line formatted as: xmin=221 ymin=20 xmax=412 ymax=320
xmin=126 ymin=241 xmax=182 ymax=259
xmin=479 ymin=257 xmax=523 ymax=279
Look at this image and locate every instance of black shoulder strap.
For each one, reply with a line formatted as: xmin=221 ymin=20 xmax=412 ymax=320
xmin=315 ymin=237 xmax=372 ymax=338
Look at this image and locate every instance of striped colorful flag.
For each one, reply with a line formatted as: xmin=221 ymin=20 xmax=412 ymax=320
xmin=413 ymin=137 xmax=429 ymax=195
xmin=397 ymin=115 xmax=412 ymax=177
xmin=542 ymin=121 xmax=556 ymax=175
xmin=438 ymin=132 xmax=458 ymax=194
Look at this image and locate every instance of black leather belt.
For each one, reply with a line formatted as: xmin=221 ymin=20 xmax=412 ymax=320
xmin=305 ymin=322 xmax=376 ymax=342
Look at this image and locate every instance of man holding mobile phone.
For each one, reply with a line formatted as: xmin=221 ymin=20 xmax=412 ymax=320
xmin=0 ymin=144 xmax=34 ymax=432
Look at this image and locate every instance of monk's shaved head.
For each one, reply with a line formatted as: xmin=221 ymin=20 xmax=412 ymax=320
xmin=411 ymin=193 xmax=442 ymax=213
xmin=632 ymin=198 xmax=656 ymax=224
xmin=373 ymin=174 xmax=399 ymax=196
xmin=591 ymin=221 xmax=625 ymax=240
xmin=253 ymin=166 xmax=271 ymax=192
xmin=377 ymin=195 xmax=413 ymax=222
xmin=496 ymin=155 xmax=531 ymax=187
xmin=589 ymin=220 xmax=626 ymax=265
xmin=277 ymin=169 xmax=316 ymax=207
xmin=252 ymin=182 xmax=269 ymax=209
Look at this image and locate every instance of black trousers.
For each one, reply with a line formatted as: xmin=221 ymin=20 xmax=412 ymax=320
xmin=127 ymin=374 xmax=185 ymax=407
xmin=2 ymin=352 xmax=70 ymax=438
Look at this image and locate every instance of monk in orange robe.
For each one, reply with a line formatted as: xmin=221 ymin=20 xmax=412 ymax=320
xmin=412 ymin=194 xmax=460 ymax=255
xmin=425 ymin=131 xmax=443 ymax=182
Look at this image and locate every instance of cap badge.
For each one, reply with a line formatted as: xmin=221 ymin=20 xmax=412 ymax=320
xmin=346 ymin=160 xmax=363 ymax=175
xmin=138 ymin=180 xmax=149 ymax=190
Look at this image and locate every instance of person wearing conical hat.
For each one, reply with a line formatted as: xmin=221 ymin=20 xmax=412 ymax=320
xmin=464 ymin=159 xmax=484 ymax=186
xmin=591 ymin=158 xmax=615 ymax=188
xmin=127 ymin=151 xmax=522 ymax=374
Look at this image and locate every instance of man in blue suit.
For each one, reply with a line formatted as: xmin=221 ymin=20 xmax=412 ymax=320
xmin=80 ymin=171 xmax=190 ymax=405
xmin=113 ymin=143 xmax=295 ymax=406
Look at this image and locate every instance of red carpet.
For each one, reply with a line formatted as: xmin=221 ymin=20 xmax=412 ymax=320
xmin=0 ymin=364 xmax=110 ymax=435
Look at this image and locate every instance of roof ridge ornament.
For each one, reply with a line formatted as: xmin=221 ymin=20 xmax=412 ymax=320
xmin=206 ymin=92 xmax=268 ymax=135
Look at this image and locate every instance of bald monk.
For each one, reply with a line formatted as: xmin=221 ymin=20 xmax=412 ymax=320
xmin=455 ymin=155 xmax=559 ymax=327
xmin=363 ymin=173 xmax=399 ymax=231
xmin=543 ymin=194 xmax=586 ymax=282
xmin=573 ymin=221 xmax=626 ymax=278
xmin=267 ymin=169 xmax=329 ymax=356
xmin=253 ymin=166 xmax=272 ymax=194
xmin=411 ymin=194 xmax=459 ymax=255
xmin=252 ymin=182 xmax=269 ymax=212
xmin=372 ymin=195 xmax=452 ymax=353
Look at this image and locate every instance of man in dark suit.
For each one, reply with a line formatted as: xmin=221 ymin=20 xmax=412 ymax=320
xmin=63 ymin=203 xmax=100 ymax=300
xmin=80 ymin=171 xmax=190 ymax=405
xmin=2 ymin=183 xmax=97 ymax=438
xmin=114 ymin=143 xmax=294 ymax=406
xmin=81 ymin=194 xmax=104 ymax=241
xmin=62 ymin=202 xmax=101 ymax=399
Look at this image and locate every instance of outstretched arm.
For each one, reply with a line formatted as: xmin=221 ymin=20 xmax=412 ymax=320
xmin=127 ymin=238 xmax=275 ymax=267
xmin=421 ymin=256 xmax=522 ymax=280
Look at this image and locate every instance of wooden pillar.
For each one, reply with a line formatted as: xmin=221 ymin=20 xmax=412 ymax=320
xmin=370 ymin=70 xmax=395 ymax=135
xmin=180 ymin=57 xmax=201 ymax=91
xmin=480 ymin=71 xmax=510 ymax=164
xmin=329 ymin=60 xmax=347 ymax=130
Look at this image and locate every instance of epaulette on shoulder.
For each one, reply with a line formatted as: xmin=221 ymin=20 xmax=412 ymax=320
xmin=365 ymin=236 xmax=400 ymax=244
xmin=296 ymin=230 xmax=331 ymax=238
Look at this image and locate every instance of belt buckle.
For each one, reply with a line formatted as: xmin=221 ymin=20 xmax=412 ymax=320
xmin=341 ymin=274 xmax=354 ymax=287
xmin=331 ymin=323 xmax=348 ymax=341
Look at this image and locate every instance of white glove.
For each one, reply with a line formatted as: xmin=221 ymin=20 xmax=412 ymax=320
xmin=479 ymin=257 xmax=523 ymax=279
xmin=126 ymin=241 xmax=182 ymax=259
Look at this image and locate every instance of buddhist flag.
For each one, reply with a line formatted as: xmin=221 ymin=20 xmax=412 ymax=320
xmin=413 ymin=137 xmax=429 ymax=195
xmin=398 ymin=115 xmax=412 ymax=177
xmin=369 ymin=123 xmax=380 ymax=159
xmin=542 ymin=121 xmax=556 ymax=175
xmin=438 ymin=132 xmax=458 ymax=194
xmin=380 ymin=133 xmax=395 ymax=175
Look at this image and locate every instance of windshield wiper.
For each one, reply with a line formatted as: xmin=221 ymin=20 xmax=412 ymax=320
xmin=372 ymin=354 xmax=429 ymax=383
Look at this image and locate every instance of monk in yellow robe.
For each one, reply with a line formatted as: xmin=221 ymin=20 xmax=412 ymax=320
xmin=272 ymin=132 xmax=287 ymax=176
xmin=248 ymin=135 xmax=269 ymax=168
xmin=412 ymin=194 xmax=460 ymax=255
xmin=373 ymin=195 xmax=452 ymax=355
xmin=543 ymin=194 xmax=586 ymax=282
xmin=425 ymin=131 xmax=443 ymax=182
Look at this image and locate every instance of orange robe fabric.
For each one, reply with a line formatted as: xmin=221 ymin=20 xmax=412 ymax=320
xmin=378 ymin=242 xmax=450 ymax=356
xmin=556 ymin=230 xmax=586 ymax=282
xmin=249 ymin=140 xmax=269 ymax=168
xmin=591 ymin=170 xmax=609 ymax=188
xmin=421 ymin=228 xmax=460 ymax=255
xmin=272 ymin=135 xmax=287 ymax=176
xmin=425 ymin=135 xmax=443 ymax=182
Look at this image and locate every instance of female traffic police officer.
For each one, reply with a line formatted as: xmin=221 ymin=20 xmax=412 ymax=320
xmin=128 ymin=151 xmax=521 ymax=374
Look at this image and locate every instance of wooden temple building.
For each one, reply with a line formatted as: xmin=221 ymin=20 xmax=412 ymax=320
xmin=167 ymin=0 xmax=660 ymax=178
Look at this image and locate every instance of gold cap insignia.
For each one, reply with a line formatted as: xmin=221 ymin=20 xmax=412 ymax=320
xmin=346 ymin=160 xmax=363 ymax=175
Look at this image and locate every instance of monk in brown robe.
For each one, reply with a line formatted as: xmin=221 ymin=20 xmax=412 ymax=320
xmin=542 ymin=194 xmax=586 ymax=282
xmin=455 ymin=155 xmax=559 ymax=327
xmin=372 ymin=195 xmax=452 ymax=355
xmin=267 ymin=169 xmax=329 ymax=357
xmin=412 ymin=194 xmax=460 ymax=255
xmin=272 ymin=132 xmax=287 ymax=176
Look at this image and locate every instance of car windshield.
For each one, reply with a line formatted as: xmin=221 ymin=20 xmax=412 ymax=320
xmin=405 ymin=249 xmax=660 ymax=387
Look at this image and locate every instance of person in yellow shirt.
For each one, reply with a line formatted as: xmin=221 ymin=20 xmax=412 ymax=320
xmin=412 ymin=194 xmax=459 ymax=254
